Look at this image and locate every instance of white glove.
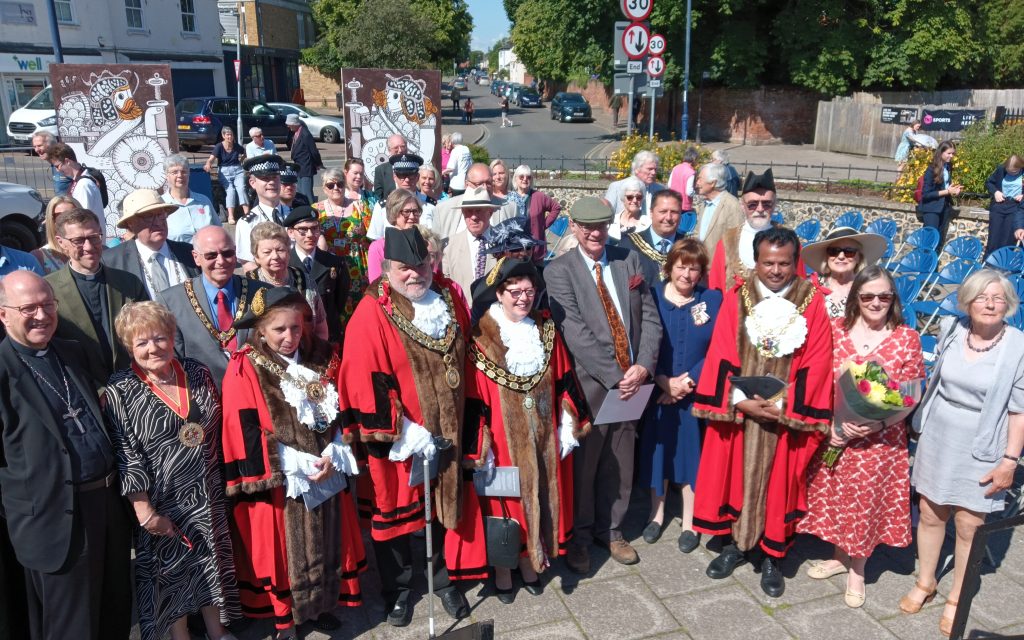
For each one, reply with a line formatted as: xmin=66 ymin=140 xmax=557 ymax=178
xmin=322 ymin=433 xmax=359 ymax=476
xmin=559 ymin=408 xmax=579 ymax=460
xmin=477 ymin=448 xmax=496 ymax=483
xmin=389 ymin=418 xmax=435 ymax=462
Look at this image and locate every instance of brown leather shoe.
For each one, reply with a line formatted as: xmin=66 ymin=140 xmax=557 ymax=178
xmin=566 ymin=543 xmax=591 ymax=574
xmin=608 ymin=539 xmax=640 ymax=565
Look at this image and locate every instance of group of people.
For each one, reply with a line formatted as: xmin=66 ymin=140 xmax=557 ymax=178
xmin=1 ymin=139 xmax=1021 ymax=640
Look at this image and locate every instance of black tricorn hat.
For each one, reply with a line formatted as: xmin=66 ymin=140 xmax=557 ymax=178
xmin=233 ymin=286 xmax=308 ymax=330
xmin=282 ymin=205 xmax=317 ymax=228
xmin=741 ymin=168 xmax=776 ymax=194
xmin=384 ymin=226 xmax=429 ymax=267
xmin=471 ymin=257 xmax=541 ymax=309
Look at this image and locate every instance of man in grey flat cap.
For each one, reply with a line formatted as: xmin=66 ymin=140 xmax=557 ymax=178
xmin=545 ymin=196 xmax=662 ymax=573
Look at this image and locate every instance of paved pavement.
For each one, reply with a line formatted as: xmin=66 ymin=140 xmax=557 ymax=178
xmin=196 ymin=483 xmax=1024 ymax=640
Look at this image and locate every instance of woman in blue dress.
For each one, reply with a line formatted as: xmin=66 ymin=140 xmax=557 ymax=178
xmin=639 ymin=238 xmax=722 ymax=553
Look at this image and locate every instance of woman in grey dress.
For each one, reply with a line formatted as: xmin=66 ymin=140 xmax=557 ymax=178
xmin=106 ymin=302 xmax=239 ymax=640
xmin=900 ymin=269 xmax=1024 ymax=637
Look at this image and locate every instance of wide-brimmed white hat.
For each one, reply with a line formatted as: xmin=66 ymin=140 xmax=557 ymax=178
xmin=802 ymin=226 xmax=888 ymax=274
xmin=455 ymin=186 xmax=500 ymax=210
xmin=117 ymin=189 xmax=178 ymax=229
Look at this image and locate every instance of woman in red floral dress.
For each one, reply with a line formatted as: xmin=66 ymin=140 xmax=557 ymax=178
xmin=799 ymin=265 xmax=925 ymax=609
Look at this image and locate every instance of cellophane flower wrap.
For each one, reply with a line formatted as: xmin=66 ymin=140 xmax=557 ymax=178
xmin=821 ymin=360 xmax=923 ymax=468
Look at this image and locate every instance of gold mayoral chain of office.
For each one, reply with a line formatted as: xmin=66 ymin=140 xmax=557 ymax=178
xmin=470 ymin=318 xmax=556 ymax=410
xmin=740 ymin=281 xmax=813 ymax=359
xmin=379 ymin=281 xmax=463 ymax=389
xmin=246 ymin=350 xmax=339 ymax=432
xmin=183 ymin=278 xmax=250 ymax=347
xmin=626 ymin=231 xmax=669 ymax=280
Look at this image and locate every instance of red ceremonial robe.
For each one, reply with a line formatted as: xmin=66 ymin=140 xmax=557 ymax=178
xmin=337 ymin=277 xmax=488 ymax=581
xmin=455 ymin=310 xmax=592 ymax=572
xmin=691 ymin=276 xmax=832 ymax=557
xmin=221 ymin=341 xmax=365 ymax=629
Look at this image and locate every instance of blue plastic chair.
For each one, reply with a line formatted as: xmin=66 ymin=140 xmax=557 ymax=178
xmin=891 ymin=249 xmax=938 ymax=279
xmin=795 ymin=219 xmax=820 ymax=245
xmin=940 ymin=236 xmax=983 ymax=263
xmin=771 ymin=211 xmax=785 ymax=226
xmin=677 ymin=211 xmax=697 ymax=235
xmin=865 ymin=217 xmax=899 ymax=241
xmin=833 ymin=211 xmax=864 ymax=231
xmin=913 ymin=291 xmax=962 ymax=334
xmin=894 ymin=274 xmax=925 ymax=304
xmin=544 ymin=215 xmax=570 ymax=261
xmin=985 ymin=246 xmax=1024 ymax=274
xmin=890 ymin=227 xmax=940 ymax=266
xmin=881 ymin=238 xmax=895 ymax=263
xmin=920 ymin=259 xmax=980 ymax=301
xmin=919 ymin=334 xmax=938 ymax=379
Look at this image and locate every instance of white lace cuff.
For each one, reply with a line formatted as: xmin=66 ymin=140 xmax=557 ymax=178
xmin=277 ymin=442 xmax=320 ymax=499
xmin=559 ymin=408 xmax=579 ymax=460
xmin=322 ymin=433 xmax=359 ymax=476
xmin=389 ymin=418 xmax=435 ymax=462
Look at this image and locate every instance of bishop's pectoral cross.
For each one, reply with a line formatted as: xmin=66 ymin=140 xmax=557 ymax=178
xmin=63 ymin=406 xmax=87 ymax=433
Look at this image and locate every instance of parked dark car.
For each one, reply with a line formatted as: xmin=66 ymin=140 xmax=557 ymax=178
xmin=491 ymin=80 xmax=506 ymax=96
xmin=175 ymin=97 xmax=290 ymax=152
xmin=517 ymin=88 xmax=542 ymax=107
xmin=550 ymin=92 xmax=593 ymax=122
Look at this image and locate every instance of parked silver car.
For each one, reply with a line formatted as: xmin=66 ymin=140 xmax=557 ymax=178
xmin=268 ymin=103 xmax=346 ymax=144
xmin=0 ymin=181 xmax=46 ymax=250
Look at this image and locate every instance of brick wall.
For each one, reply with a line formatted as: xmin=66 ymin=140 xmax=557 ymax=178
xmin=698 ymin=87 xmax=820 ymax=145
xmin=300 ymin=65 xmax=341 ymax=108
xmin=255 ymin=4 xmax=300 ymax=50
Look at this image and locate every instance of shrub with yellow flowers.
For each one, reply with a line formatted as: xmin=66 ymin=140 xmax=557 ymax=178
xmin=608 ymin=133 xmax=711 ymax=182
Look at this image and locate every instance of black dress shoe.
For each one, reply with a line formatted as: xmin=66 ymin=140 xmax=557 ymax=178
xmin=494 ymin=584 xmax=516 ymax=604
xmin=760 ymin=556 xmax=785 ymax=598
xmin=522 ymin=579 xmax=543 ymax=596
xmin=312 ymin=612 xmax=341 ymax=631
xmin=439 ymin=588 xmax=470 ymax=618
xmin=677 ymin=530 xmax=700 ymax=554
xmin=386 ymin=598 xmax=413 ymax=627
xmin=642 ymin=521 xmax=663 ymax=544
xmin=706 ymin=545 xmax=747 ymax=579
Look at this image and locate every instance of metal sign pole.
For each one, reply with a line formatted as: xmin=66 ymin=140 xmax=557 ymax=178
xmin=627 ymin=75 xmax=635 ymax=136
xmin=649 ymin=92 xmax=655 ymax=140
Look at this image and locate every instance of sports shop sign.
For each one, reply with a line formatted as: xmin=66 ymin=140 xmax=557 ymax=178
xmin=921 ymin=108 xmax=987 ymax=132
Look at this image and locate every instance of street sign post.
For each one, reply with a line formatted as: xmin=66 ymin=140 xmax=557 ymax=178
xmin=620 ymin=0 xmax=653 ymax=21
xmin=614 ymin=72 xmax=648 ymax=95
xmin=613 ymin=20 xmax=649 ymax=69
xmin=648 ymin=34 xmax=666 ymax=57
xmin=622 ymin=22 xmax=650 ymax=60
xmin=646 ymin=56 xmax=665 ymax=77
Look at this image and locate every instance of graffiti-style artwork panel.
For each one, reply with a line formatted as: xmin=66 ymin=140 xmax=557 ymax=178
xmin=340 ymin=68 xmax=441 ymax=186
xmin=50 ymin=63 xmax=177 ymax=238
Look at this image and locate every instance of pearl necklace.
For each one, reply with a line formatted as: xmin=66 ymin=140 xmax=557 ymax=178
xmin=967 ymin=324 xmax=1006 ymax=353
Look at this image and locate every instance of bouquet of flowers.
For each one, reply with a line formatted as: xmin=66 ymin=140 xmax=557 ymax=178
xmin=821 ymin=360 xmax=922 ymax=468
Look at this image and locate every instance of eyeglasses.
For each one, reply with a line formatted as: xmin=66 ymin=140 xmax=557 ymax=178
xmin=398 ymin=207 xmax=422 ymax=217
xmin=2 ymin=300 xmax=58 ymax=317
xmin=624 ymin=194 xmax=643 ymax=202
xmin=972 ymin=294 xmax=1008 ymax=306
xmin=252 ymin=133 xmax=263 ymax=138
xmin=504 ymin=288 xmax=537 ymax=300
xmin=199 ymin=249 xmax=236 ymax=261
xmin=858 ymin=292 xmax=895 ymax=303
xmin=394 ymin=172 xmax=418 ymax=180
xmin=291 ymin=225 xmax=320 ymax=236
xmin=59 ymin=233 xmax=103 ymax=248
xmin=323 ymin=182 xmax=342 ymax=190
xmin=744 ymin=199 xmax=775 ymax=211
xmin=165 ymin=168 xmax=188 ymax=176
xmin=467 ymin=179 xmax=493 ymax=187
xmin=826 ymin=246 xmax=860 ymax=258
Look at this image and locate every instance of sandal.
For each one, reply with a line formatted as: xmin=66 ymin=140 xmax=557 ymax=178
xmin=898 ymin=581 xmax=937 ymax=614
xmin=939 ymin=599 xmax=958 ymax=637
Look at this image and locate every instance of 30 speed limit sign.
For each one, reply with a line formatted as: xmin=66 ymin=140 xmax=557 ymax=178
xmin=647 ymin=56 xmax=665 ymax=77
xmin=621 ymin=0 xmax=653 ymax=21
xmin=648 ymin=33 xmax=666 ymax=56
xmin=622 ymin=22 xmax=650 ymax=60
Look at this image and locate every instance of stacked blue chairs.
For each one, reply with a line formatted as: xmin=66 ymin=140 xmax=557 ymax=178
xmin=889 ymin=226 xmax=940 ymax=267
xmin=771 ymin=211 xmax=785 ymax=226
xmin=677 ymin=211 xmax=697 ymax=235
xmin=920 ymin=259 xmax=980 ymax=301
xmin=940 ymin=236 xmax=984 ymax=264
xmin=544 ymin=215 xmax=570 ymax=261
xmin=894 ymin=274 xmax=926 ymax=304
xmin=919 ymin=334 xmax=938 ymax=379
xmin=914 ymin=290 xmax=962 ymax=334
xmin=881 ymin=238 xmax=896 ymax=264
xmin=795 ymin=218 xmax=821 ymax=245
xmin=890 ymin=249 xmax=938 ymax=279
xmin=865 ymin=217 xmax=899 ymax=241
xmin=834 ymin=210 xmax=864 ymax=231
xmin=985 ymin=246 xmax=1024 ymax=274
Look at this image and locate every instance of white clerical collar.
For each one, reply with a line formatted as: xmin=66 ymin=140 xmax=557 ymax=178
xmin=136 ymin=239 xmax=171 ymax=262
xmin=755 ymin=278 xmax=794 ymax=299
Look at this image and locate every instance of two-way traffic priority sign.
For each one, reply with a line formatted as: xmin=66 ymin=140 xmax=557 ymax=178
xmin=647 ymin=56 xmax=665 ymax=77
xmin=622 ymin=22 xmax=650 ymax=60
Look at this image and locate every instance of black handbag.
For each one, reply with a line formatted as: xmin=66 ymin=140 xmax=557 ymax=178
xmin=484 ymin=497 xmax=522 ymax=569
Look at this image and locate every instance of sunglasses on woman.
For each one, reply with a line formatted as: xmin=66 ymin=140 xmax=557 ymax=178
xmin=858 ymin=292 xmax=894 ymax=303
xmin=826 ymin=246 xmax=860 ymax=258
xmin=323 ymin=182 xmax=342 ymax=190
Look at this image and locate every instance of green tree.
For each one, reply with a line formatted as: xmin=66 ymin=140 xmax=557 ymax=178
xmin=469 ymin=50 xmax=484 ymax=68
xmin=980 ymin=0 xmax=1024 ymax=85
xmin=336 ymin=0 xmax=435 ymax=69
xmin=486 ymin=37 xmax=511 ymax=73
xmin=510 ymin=0 xmax=616 ymax=85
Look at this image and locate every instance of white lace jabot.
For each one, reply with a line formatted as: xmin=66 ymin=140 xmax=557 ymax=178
xmin=410 ymin=289 xmax=451 ymax=338
xmin=488 ymin=303 xmax=544 ymax=377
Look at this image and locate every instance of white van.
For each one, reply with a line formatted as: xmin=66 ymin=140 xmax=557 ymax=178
xmin=6 ymin=86 xmax=57 ymax=145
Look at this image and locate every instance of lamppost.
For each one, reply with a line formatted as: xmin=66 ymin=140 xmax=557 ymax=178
xmin=219 ymin=1 xmax=251 ymax=139
xmin=696 ymin=70 xmax=708 ymax=143
xmin=680 ymin=0 xmax=692 ymax=140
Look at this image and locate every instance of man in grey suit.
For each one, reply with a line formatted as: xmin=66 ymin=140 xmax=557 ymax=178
xmin=546 ymin=196 xmax=662 ymax=572
xmin=102 ymin=189 xmax=199 ymax=301
xmin=160 ymin=226 xmax=268 ymax=389
xmin=431 ymin=163 xmax=516 ymax=241
xmin=604 ymin=150 xmax=665 ymax=216
xmin=442 ymin=187 xmax=500 ymax=294
xmin=693 ymin=163 xmax=744 ymax=264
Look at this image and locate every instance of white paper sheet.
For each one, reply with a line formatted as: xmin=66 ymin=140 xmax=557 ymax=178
xmin=593 ymin=383 xmax=655 ymax=425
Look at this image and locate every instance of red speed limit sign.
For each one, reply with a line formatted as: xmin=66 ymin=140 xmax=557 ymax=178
xmin=621 ymin=0 xmax=653 ymax=21
xmin=648 ymin=33 xmax=666 ymax=56
xmin=647 ymin=56 xmax=665 ymax=77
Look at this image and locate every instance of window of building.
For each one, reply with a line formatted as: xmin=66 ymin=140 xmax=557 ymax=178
xmin=180 ymin=0 xmax=196 ymax=33
xmin=125 ymin=0 xmax=143 ymax=29
xmin=54 ymin=0 xmax=73 ymax=23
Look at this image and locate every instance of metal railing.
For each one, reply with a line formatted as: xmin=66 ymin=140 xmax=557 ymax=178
xmin=0 ymin=147 xmax=56 ymax=197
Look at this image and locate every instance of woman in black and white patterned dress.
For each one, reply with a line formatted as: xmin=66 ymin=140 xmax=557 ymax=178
xmin=105 ymin=301 xmax=239 ymax=640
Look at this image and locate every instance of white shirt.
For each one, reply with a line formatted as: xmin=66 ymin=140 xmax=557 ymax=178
xmin=72 ymin=177 xmax=107 ymax=238
xmin=445 ymin=145 xmax=472 ymax=191
xmin=366 ymin=196 xmax=436 ymax=240
xmin=698 ymin=193 xmax=721 ymax=241
xmin=236 ymin=202 xmax=289 ymax=262
xmin=245 ymin=139 xmax=276 ymax=157
xmin=738 ymin=222 xmax=766 ymax=270
xmin=136 ymin=240 xmax=187 ymax=298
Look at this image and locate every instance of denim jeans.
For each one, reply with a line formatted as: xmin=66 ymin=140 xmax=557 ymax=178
xmin=219 ymin=165 xmax=247 ymax=208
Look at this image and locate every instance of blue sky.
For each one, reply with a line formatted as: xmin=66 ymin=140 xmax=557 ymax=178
xmin=467 ymin=0 xmax=510 ymax=52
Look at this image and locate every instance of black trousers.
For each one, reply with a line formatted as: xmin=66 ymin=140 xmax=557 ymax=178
xmin=985 ymin=201 xmax=1022 ymax=257
xmin=921 ymin=202 xmax=955 ymax=249
xmin=25 ymin=483 xmax=132 ymax=640
xmin=371 ymin=522 xmax=455 ymax=605
xmin=1 ymin=508 xmax=29 ymax=640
